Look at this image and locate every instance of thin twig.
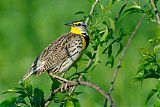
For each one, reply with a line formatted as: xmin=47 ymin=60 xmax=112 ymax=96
xmin=85 ymin=0 xmax=99 ymax=25
xmin=109 ymin=13 xmax=146 ymax=94
xmin=104 ymin=13 xmax=146 ymax=106
xmin=44 ymin=80 xmax=114 ymax=107
xmin=103 ymin=1 xmax=129 ymax=106
xmin=150 ymin=0 xmax=160 ymax=24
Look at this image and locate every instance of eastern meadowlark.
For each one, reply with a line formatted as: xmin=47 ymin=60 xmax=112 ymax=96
xmin=18 ymin=21 xmax=89 ymax=84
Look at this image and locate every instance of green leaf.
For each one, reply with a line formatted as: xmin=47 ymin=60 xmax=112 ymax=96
xmin=154 ymin=0 xmax=159 ymax=5
xmin=106 ymin=45 xmax=114 ymax=67
xmin=108 ymin=45 xmax=112 ymax=57
xmin=157 ymin=92 xmax=160 ymax=99
xmin=88 ymin=0 xmax=94 ymax=4
xmin=1 ymin=88 xmax=18 ymax=94
xmin=116 ymin=42 xmax=123 ymax=56
xmin=154 ymin=101 xmax=160 ymax=107
xmin=111 ymin=0 xmax=117 ymax=4
xmin=75 ymin=11 xmax=85 ymax=15
xmin=149 ymin=39 xmax=154 ymax=43
xmin=82 ymin=75 xmax=87 ymax=81
xmin=33 ymin=88 xmax=44 ymax=107
xmin=92 ymin=51 xmax=100 ymax=68
xmin=26 ymin=84 xmax=33 ymax=96
xmin=74 ymin=92 xmax=83 ymax=96
xmin=1 ymin=87 xmax=27 ymax=96
xmin=108 ymin=0 xmax=118 ymax=9
xmin=106 ymin=54 xmax=114 ymax=68
xmin=92 ymin=45 xmax=102 ymax=67
xmin=59 ymin=103 xmax=64 ymax=107
xmin=119 ymin=26 xmax=127 ymax=37
xmin=102 ymin=21 xmax=108 ymax=26
xmin=100 ymin=4 xmax=104 ymax=11
xmin=16 ymin=95 xmax=28 ymax=106
xmin=100 ymin=27 xmax=108 ymax=43
xmin=84 ymin=50 xmax=92 ymax=59
xmin=20 ymin=81 xmax=33 ymax=96
xmin=64 ymin=100 xmax=74 ymax=107
xmin=123 ymin=5 xmax=144 ymax=16
xmin=106 ymin=28 xmax=114 ymax=40
xmin=156 ymin=82 xmax=160 ymax=92
xmin=108 ymin=17 xmax=115 ymax=31
xmin=0 ymin=97 xmax=18 ymax=107
xmin=102 ymin=46 xmax=108 ymax=54
xmin=52 ymin=78 xmax=61 ymax=90
xmin=145 ymin=89 xmax=157 ymax=103
xmin=72 ymin=99 xmax=80 ymax=107
xmin=154 ymin=44 xmax=160 ymax=54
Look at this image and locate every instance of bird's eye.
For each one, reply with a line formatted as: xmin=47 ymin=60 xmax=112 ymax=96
xmin=77 ymin=23 xmax=81 ymax=26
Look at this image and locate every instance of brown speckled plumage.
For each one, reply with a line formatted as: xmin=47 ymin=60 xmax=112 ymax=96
xmin=19 ymin=21 xmax=89 ymax=84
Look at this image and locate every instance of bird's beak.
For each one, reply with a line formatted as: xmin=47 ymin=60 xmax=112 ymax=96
xmin=65 ymin=22 xmax=73 ymax=26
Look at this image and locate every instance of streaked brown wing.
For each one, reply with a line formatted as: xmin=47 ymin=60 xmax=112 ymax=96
xmin=40 ymin=33 xmax=83 ymax=75
xmin=19 ymin=33 xmax=84 ymax=83
xmin=34 ymin=34 xmax=69 ymax=75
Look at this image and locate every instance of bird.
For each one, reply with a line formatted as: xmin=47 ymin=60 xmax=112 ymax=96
xmin=18 ymin=21 xmax=89 ymax=84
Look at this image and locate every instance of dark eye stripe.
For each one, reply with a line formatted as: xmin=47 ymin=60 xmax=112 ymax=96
xmin=74 ymin=22 xmax=86 ymax=27
xmin=82 ymin=24 xmax=86 ymax=27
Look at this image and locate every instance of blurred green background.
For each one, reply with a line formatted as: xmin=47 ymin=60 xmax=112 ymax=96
xmin=0 ymin=0 xmax=159 ymax=106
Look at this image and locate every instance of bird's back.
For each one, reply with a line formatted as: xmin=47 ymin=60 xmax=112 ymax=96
xmin=19 ymin=32 xmax=86 ymax=83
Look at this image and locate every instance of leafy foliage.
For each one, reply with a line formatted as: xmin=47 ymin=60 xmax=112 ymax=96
xmin=136 ymin=36 xmax=160 ymax=81
xmin=1 ymin=0 xmax=160 ymax=106
xmin=136 ymin=34 xmax=160 ymax=105
xmin=1 ymin=0 xmax=127 ymax=106
xmin=1 ymin=82 xmax=44 ymax=107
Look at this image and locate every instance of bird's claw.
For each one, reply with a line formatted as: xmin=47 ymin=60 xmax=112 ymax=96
xmin=60 ymin=81 xmax=71 ymax=92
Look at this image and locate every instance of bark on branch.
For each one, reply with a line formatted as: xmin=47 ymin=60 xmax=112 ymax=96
xmin=150 ymin=0 xmax=160 ymax=24
xmin=104 ymin=13 xmax=146 ymax=107
xmin=44 ymin=80 xmax=114 ymax=107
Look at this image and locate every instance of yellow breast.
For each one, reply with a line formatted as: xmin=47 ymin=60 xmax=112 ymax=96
xmin=80 ymin=34 xmax=86 ymax=50
xmin=70 ymin=27 xmax=87 ymax=50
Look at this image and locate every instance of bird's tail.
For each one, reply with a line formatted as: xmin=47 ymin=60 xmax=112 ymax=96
xmin=18 ymin=68 xmax=33 ymax=84
xmin=18 ymin=56 xmax=40 ymax=84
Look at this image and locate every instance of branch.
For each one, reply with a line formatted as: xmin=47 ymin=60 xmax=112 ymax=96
xmin=85 ymin=0 xmax=99 ymax=25
xmin=44 ymin=80 xmax=114 ymax=107
xmin=150 ymin=0 xmax=160 ymax=24
xmin=103 ymin=1 xmax=129 ymax=106
xmin=44 ymin=52 xmax=96 ymax=107
xmin=104 ymin=13 xmax=146 ymax=107
xmin=109 ymin=13 xmax=146 ymax=94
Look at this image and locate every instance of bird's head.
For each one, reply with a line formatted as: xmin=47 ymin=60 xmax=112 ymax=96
xmin=65 ymin=21 xmax=87 ymax=34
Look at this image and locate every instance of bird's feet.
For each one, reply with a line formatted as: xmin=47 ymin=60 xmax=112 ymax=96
xmin=60 ymin=80 xmax=72 ymax=92
xmin=48 ymin=73 xmax=74 ymax=92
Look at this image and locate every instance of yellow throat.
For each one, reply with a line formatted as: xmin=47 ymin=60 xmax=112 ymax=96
xmin=70 ymin=26 xmax=87 ymax=50
xmin=71 ymin=27 xmax=81 ymax=34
